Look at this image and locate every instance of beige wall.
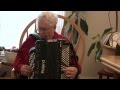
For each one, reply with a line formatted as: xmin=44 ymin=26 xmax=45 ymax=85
xmin=65 ymin=11 xmax=118 ymax=79
xmin=118 ymin=12 xmax=120 ymax=32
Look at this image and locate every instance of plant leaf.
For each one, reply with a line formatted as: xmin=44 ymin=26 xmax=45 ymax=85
xmin=80 ymin=19 xmax=88 ymax=36
xmin=75 ymin=18 xmax=78 ymax=24
xmin=96 ymin=41 xmax=101 ymax=50
xmin=95 ymin=48 xmax=102 ymax=61
xmin=91 ymin=34 xmax=99 ymax=40
xmin=91 ymin=36 xmax=98 ymax=40
xmin=72 ymin=29 xmax=79 ymax=44
xmin=95 ymin=41 xmax=102 ymax=61
xmin=64 ymin=12 xmax=75 ymax=25
xmin=87 ymin=42 xmax=96 ymax=56
xmin=101 ymin=27 xmax=113 ymax=39
xmin=66 ymin=25 xmax=72 ymax=36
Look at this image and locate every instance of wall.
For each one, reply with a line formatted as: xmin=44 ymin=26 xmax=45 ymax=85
xmin=65 ymin=11 xmax=117 ymax=79
xmin=118 ymin=12 xmax=120 ymax=32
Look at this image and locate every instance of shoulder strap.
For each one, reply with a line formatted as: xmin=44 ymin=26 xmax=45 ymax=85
xmin=29 ymin=33 xmax=41 ymax=40
xmin=29 ymin=47 xmax=35 ymax=54
xmin=29 ymin=33 xmax=40 ymax=54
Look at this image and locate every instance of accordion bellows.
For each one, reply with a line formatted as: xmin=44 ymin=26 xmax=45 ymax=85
xmin=29 ymin=39 xmax=72 ymax=79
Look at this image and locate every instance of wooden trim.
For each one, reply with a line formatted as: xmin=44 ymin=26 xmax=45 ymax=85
xmin=19 ymin=19 xmax=36 ymax=48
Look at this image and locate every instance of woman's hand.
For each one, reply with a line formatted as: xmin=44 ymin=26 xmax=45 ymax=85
xmin=62 ymin=67 xmax=78 ymax=79
xmin=20 ymin=65 xmax=33 ymax=77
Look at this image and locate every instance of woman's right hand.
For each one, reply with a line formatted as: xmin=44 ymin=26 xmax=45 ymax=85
xmin=20 ymin=65 xmax=33 ymax=77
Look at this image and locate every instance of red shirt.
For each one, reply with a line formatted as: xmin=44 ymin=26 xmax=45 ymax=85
xmin=14 ymin=32 xmax=81 ymax=77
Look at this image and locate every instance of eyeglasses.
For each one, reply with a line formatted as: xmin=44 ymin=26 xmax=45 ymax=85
xmin=38 ymin=27 xmax=52 ymax=32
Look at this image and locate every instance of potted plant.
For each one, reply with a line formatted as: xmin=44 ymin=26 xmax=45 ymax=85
xmin=66 ymin=11 xmax=114 ymax=62
xmin=87 ymin=27 xmax=113 ymax=61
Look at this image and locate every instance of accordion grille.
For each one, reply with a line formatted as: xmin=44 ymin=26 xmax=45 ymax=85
xmin=61 ymin=45 xmax=70 ymax=69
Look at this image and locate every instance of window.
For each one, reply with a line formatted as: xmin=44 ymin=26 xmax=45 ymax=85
xmin=0 ymin=11 xmax=64 ymax=49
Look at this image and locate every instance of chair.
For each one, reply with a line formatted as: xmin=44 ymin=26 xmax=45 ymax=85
xmin=98 ymin=69 xmax=114 ymax=79
xmin=11 ymin=14 xmax=86 ymax=79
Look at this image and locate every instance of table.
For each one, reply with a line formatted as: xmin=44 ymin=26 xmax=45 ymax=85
xmin=100 ymin=55 xmax=120 ymax=74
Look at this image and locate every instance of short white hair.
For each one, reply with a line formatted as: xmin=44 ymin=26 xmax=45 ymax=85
xmin=37 ymin=11 xmax=58 ymax=28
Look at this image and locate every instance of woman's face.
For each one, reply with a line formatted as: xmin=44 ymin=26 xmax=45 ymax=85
xmin=38 ymin=20 xmax=55 ymax=40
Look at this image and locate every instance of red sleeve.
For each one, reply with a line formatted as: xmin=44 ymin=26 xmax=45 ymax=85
xmin=13 ymin=36 xmax=35 ymax=74
xmin=70 ymin=54 xmax=81 ymax=79
xmin=69 ymin=42 xmax=81 ymax=79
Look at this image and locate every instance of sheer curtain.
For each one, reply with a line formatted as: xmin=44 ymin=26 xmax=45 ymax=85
xmin=0 ymin=11 xmax=64 ymax=49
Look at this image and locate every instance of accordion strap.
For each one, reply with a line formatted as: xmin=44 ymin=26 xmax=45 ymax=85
xmin=29 ymin=33 xmax=41 ymax=40
xmin=29 ymin=47 xmax=35 ymax=54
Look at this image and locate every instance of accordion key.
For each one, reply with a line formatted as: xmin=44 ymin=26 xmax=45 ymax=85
xmin=29 ymin=39 xmax=72 ymax=79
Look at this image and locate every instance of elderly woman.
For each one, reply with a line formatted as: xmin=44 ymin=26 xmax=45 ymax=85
xmin=14 ymin=11 xmax=81 ymax=79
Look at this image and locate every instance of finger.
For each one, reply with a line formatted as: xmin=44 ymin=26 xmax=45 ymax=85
xmin=23 ymin=66 xmax=33 ymax=72
xmin=25 ymin=71 xmax=33 ymax=76
xmin=65 ymin=70 xmax=74 ymax=74
xmin=65 ymin=70 xmax=76 ymax=76
xmin=27 ymin=68 xmax=33 ymax=72
xmin=22 ymin=68 xmax=33 ymax=74
xmin=65 ymin=67 xmax=78 ymax=74
xmin=25 ymin=65 xmax=33 ymax=71
xmin=64 ymin=67 xmax=75 ymax=72
xmin=22 ymin=70 xmax=32 ymax=76
xmin=61 ymin=68 xmax=66 ymax=72
xmin=65 ymin=74 xmax=73 ymax=78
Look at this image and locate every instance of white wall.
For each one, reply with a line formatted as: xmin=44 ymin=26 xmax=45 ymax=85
xmin=0 ymin=11 xmax=64 ymax=49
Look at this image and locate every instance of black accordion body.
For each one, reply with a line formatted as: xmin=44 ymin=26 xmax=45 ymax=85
xmin=29 ymin=39 xmax=74 ymax=79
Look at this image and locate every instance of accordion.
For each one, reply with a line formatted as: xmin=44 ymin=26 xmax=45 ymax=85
xmin=29 ymin=39 xmax=75 ymax=79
